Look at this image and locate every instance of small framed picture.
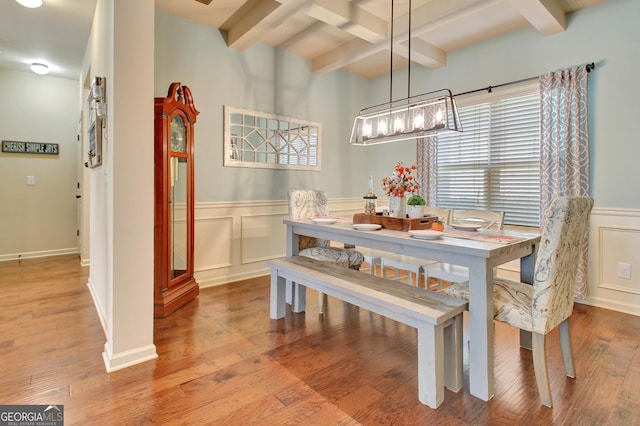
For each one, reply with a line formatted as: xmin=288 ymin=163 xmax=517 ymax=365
xmin=86 ymin=76 xmax=105 ymax=168
xmin=86 ymin=113 xmax=103 ymax=168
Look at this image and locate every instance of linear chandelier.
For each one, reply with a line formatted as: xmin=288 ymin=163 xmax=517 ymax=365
xmin=349 ymin=0 xmax=462 ymax=146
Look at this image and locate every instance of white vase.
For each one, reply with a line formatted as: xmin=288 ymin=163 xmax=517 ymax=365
xmin=388 ymin=196 xmax=406 ymax=218
xmin=407 ymin=205 xmax=425 ymax=219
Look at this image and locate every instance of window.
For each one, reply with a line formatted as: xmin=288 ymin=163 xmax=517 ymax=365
xmin=436 ymin=82 xmax=540 ymax=226
xmin=223 ymin=106 xmax=321 ymax=170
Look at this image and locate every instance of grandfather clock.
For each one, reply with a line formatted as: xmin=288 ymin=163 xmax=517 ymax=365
xmin=154 ymin=82 xmax=199 ymax=318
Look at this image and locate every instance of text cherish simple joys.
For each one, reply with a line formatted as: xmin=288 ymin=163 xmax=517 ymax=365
xmin=1 ymin=140 xmax=59 ymax=155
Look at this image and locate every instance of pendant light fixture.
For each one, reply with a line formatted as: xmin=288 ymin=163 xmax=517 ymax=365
xmin=349 ymin=0 xmax=462 ymax=146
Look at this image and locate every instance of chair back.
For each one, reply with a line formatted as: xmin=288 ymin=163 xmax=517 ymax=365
xmin=424 ymin=206 xmax=452 ymax=225
xmin=287 ymin=190 xmax=330 ymax=249
xmin=532 ymin=196 xmax=594 ymax=334
xmin=453 ymin=209 xmax=505 ymax=230
xmin=288 ymin=190 xmax=329 ymax=219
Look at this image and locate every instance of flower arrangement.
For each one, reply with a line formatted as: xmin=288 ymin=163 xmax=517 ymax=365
xmin=381 ymin=161 xmax=419 ymax=198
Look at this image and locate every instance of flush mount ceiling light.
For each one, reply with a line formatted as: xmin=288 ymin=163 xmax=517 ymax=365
xmin=30 ymin=63 xmax=49 ymax=75
xmin=16 ymin=0 xmax=43 ymax=8
xmin=349 ymin=0 xmax=462 ymax=146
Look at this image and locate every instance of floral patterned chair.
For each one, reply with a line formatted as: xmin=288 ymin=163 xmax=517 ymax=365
xmin=441 ymin=196 xmax=594 ymax=407
xmin=288 ymin=190 xmax=364 ymax=313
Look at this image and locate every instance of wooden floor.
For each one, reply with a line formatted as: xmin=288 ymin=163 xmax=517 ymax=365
xmin=1 ymin=255 xmax=640 ymax=425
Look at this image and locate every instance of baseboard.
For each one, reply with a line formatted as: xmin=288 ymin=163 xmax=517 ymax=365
xmin=198 ymin=267 xmax=271 ymax=288
xmin=579 ymin=296 xmax=640 ymax=317
xmin=0 ymin=247 xmax=79 ymax=262
xmin=102 ymin=343 xmax=158 ymax=373
xmin=86 ymin=278 xmax=107 ymax=335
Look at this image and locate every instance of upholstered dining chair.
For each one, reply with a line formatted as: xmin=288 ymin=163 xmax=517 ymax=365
xmin=287 ymin=190 xmax=364 ymax=313
xmin=441 ymin=196 xmax=594 ymax=407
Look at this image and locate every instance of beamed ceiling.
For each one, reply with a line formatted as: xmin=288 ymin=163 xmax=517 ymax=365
xmin=0 ymin=0 xmax=608 ymax=80
xmin=156 ymin=0 xmax=608 ymax=78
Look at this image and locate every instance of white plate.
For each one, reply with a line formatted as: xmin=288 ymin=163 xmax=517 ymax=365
xmin=353 ymin=224 xmax=382 ymax=231
xmin=456 ymin=217 xmax=488 ymax=224
xmin=451 ymin=223 xmax=482 ymax=231
xmin=409 ymin=230 xmax=444 ymax=240
xmin=312 ymin=218 xmax=337 ymax=224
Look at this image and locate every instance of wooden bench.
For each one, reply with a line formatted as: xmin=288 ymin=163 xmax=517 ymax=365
xmin=267 ymin=256 xmax=468 ymax=409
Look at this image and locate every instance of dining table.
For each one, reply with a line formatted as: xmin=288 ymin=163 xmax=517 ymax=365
xmin=283 ymin=216 xmax=541 ymax=402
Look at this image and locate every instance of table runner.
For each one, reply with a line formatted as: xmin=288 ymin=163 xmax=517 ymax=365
xmin=444 ymin=229 xmax=528 ymax=244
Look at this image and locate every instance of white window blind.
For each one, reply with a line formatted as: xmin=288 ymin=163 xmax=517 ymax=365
xmin=436 ymin=82 xmax=541 ymax=226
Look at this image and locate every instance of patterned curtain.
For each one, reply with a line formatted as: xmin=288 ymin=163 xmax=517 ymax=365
xmin=416 ymin=136 xmax=438 ymax=206
xmin=539 ymin=65 xmax=591 ymax=299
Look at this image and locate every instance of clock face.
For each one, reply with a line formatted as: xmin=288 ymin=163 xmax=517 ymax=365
xmin=170 ymin=115 xmax=186 ymax=153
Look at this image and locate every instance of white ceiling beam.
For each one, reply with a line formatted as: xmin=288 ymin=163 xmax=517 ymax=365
xmin=306 ymin=0 xmax=387 ymax=43
xmin=506 ymin=0 xmax=566 ymax=36
xmin=311 ymin=37 xmax=377 ymax=74
xmin=224 ymin=0 xmax=314 ymax=51
xmin=401 ymin=0 xmax=501 ymax=38
xmin=278 ymin=21 xmax=326 ymax=50
xmin=312 ymin=37 xmax=445 ymax=75
xmin=396 ymin=39 xmax=447 ymax=69
xmin=224 ymin=0 xmax=282 ymax=50
xmin=311 ymin=0 xmax=498 ymax=74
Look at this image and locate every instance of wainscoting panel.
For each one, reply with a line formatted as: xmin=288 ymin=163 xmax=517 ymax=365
xmin=240 ymin=213 xmax=287 ymax=264
xmin=193 ymin=198 xmax=362 ymax=287
xmin=588 ymin=208 xmax=640 ymax=316
xmin=598 ymin=226 xmax=640 ymax=295
xmin=194 ymin=216 xmax=233 ymax=272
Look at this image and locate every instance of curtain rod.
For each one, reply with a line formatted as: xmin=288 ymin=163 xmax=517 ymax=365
xmin=453 ymin=62 xmax=595 ymax=98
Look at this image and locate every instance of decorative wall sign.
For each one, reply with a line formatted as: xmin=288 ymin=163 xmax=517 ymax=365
xmin=2 ymin=140 xmax=59 ymax=155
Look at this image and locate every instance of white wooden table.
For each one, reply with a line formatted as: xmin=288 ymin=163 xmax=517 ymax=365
xmin=284 ymin=217 xmax=540 ymax=402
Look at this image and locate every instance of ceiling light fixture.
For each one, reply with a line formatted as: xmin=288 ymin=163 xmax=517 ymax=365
xmin=16 ymin=0 xmax=43 ymax=8
xmin=349 ymin=0 xmax=462 ymax=146
xmin=30 ymin=63 xmax=49 ymax=75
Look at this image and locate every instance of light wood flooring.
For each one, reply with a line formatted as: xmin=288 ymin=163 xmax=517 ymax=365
xmin=1 ymin=254 xmax=639 ymax=425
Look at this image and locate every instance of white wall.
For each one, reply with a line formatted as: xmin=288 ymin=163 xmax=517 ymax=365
xmin=0 ymin=70 xmax=79 ymax=260
xmin=82 ymin=0 xmax=157 ymax=372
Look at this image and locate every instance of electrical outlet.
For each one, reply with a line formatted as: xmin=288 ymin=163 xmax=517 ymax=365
xmin=617 ymin=262 xmax=631 ymax=280
xmin=27 ymin=176 xmax=35 ymax=185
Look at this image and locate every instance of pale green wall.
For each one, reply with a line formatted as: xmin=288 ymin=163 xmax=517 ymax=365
xmin=154 ymin=10 xmax=372 ymax=202
xmin=366 ymin=0 xmax=639 ymax=209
